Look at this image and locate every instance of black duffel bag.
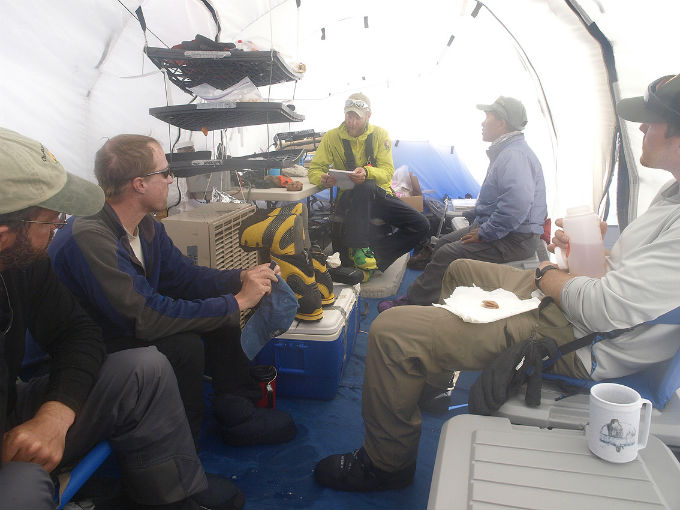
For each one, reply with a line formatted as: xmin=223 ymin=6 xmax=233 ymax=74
xmin=468 ymin=334 xmax=560 ymax=415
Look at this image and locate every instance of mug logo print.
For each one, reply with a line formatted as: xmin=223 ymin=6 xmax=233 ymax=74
xmin=599 ymin=418 xmax=637 ymax=452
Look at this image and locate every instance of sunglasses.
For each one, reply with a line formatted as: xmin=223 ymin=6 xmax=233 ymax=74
xmin=644 ymin=75 xmax=680 ymax=123
xmin=20 ymin=212 xmax=68 ymax=230
xmin=345 ymin=99 xmax=369 ymax=110
xmin=142 ymin=167 xmax=174 ymax=179
xmin=0 ymin=273 xmax=13 ymax=338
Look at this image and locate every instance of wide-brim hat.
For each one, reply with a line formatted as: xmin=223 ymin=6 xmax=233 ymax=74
xmin=0 ymin=127 xmax=104 ymax=215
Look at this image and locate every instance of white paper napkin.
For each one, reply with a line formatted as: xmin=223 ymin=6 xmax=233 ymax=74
xmin=433 ymin=285 xmax=540 ymax=323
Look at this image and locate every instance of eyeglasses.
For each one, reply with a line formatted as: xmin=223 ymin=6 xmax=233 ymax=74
xmin=20 ymin=212 xmax=68 ymax=230
xmin=644 ymin=75 xmax=680 ymax=123
xmin=345 ymin=99 xmax=369 ymax=110
xmin=141 ymin=167 xmax=174 ymax=179
xmin=0 ymin=273 xmax=13 ymax=338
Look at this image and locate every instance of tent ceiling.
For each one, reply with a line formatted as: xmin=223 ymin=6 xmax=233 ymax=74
xmin=0 ymin=0 xmax=677 ymax=222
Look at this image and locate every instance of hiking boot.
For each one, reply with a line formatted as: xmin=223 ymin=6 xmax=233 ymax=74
xmin=359 ymin=269 xmax=374 ymax=283
xmin=134 ymin=473 xmax=244 ymax=510
xmin=349 ymin=247 xmax=378 ymax=272
xmin=191 ymin=473 xmax=245 ymax=510
xmin=314 ymin=447 xmax=415 ymax=492
xmin=310 ymin=248 xmax=335 ymax=305
xmin=271 ymin=251 xmax=323 ymax=321
xmin=377 ymin=295 xmax=409 ymax=313
xmin=328 ymin=266 xmax=365 ymax=285
xmin=407 ymin=243 xmax=434 ymax=270
xmin=239 ymin=203 xmax=305 ymax=255
xmin=213 ymin=394 xmax=297 ymax=446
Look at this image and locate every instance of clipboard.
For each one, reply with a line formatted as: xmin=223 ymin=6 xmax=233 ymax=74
xmin=328 ymin=169 xmax=355 ymax=190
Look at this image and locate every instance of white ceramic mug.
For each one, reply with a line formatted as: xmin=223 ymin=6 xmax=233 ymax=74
xmin=588 ymin=383 xmax=652 ymax=463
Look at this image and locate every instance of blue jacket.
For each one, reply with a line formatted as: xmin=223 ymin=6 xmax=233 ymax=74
xmin=474 ymin=133 xmax=547 ymax=241
xmin=49 ymin=204 xmax=243 ymax=341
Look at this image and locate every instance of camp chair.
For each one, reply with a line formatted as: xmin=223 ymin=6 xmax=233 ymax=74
xmin=495 ymin=309 xmax=680 ymax=449
xmin=56 ymin=441 xmax=113 ymax=509
xmin=502 ymin=217 xmax=551 ymax=270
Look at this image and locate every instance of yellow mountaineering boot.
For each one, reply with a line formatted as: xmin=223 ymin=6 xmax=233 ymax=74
xmin=310 ymin=248 xmax=335 ymax=306
xmin=271 ymin=251 xmax=323 ymax=321
xmin=240 ymin=203 xmax=305 ymax=256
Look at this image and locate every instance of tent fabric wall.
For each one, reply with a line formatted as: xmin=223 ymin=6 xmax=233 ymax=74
xmin=0 ymin=0 xmax=677 ymax=223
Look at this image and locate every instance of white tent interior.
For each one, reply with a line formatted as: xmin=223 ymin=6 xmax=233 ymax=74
xmin=1 ymin=0 xmax=678 ymax=226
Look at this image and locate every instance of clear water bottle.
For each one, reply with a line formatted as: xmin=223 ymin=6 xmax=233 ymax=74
xmin=555 ymin=205 xmax=606 ymax=278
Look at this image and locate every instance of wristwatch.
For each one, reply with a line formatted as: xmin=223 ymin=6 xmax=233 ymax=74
xmin=535 ymin=265 xmax=559 ymax=290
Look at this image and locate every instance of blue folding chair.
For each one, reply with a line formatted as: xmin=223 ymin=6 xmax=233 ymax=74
xmin=495 ymin=308 xmax=680 ymax=448
xmin=56 ymin=441 xmax=113 ymax=509
xmin=19 ymin=335 xmax=114 ymax=508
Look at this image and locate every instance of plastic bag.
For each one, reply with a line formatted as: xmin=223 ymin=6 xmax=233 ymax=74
xmin=189 ymin=76 xmax=262 ymax=102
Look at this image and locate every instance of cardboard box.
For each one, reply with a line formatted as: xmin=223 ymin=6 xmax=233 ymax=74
xmin=254 ymin=284 xmax=360 ymax=400
xmin=399 ymin=195 xmax=424 ymax=212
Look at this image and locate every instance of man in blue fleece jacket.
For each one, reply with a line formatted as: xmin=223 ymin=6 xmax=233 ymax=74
xmin=49 ymin=134 xmax=296 ymax=447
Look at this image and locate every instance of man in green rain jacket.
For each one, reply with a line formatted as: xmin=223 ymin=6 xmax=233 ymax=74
xmin=309 ymin=93 xmax=429 ymax=280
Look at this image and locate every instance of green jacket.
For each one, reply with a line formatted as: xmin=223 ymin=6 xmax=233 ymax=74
xmin=309 ymin=122 xmax=395 ymax=194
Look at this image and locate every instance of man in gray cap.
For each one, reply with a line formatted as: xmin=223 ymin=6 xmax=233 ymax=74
xmin=380 ymin=95 xmax=547 ymax=310
xmin=0 ymin=128 xmax=244 ymax=509
xmin=309 ymin=92 xmax=429 ymax=281
xmin=315 ymin=76 xmax=680 ymax=492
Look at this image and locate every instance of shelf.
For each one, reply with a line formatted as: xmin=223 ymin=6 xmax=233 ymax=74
xmin=149 ymin=102 xmax=304 ymax=131
xmin=145 ymin=47 xmax=303 ymax=94
xmin=169 ymin=148 xmax=305 ymax=178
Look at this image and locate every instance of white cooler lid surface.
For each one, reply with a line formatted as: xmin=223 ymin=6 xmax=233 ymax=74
xmin=428 ymin=415 xmax=680 ymax=510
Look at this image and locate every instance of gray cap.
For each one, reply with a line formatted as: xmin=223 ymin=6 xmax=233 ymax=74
xmin=477 ymin=96 xmax=528 ymax=131
xmin=616 ymin=74 xmax=680 ymax=124
xmin=0 ymin=127 xmax=104 ymax=215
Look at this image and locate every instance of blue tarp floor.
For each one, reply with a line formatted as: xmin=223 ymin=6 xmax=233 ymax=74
xmin=196 ymin=268 xmax=476 ymax=510
xmin=80 ymin=267 xmax=476 ymax=509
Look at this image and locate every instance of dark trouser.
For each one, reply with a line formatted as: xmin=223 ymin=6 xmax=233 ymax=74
xmin=331 ymin=182 xmax=430 ymax=271
xmin=107 ymin=321 xmax=261 ymax=441
xmin=406 ymin=226 xmax=538 ymax=305
xmin=0 ymin=348 xmax=206 ymax=509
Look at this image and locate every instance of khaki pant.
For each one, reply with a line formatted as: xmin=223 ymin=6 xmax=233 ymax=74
xmin=362 ymin=259 xmax=589 ymax=472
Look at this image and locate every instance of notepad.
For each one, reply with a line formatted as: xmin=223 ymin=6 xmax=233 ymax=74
xmin=328 ymin=169 xmax=355 ymax=190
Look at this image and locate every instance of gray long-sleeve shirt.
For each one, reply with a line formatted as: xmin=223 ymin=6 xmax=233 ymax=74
xmin=563 ymin=180 xmax=680 ymax=379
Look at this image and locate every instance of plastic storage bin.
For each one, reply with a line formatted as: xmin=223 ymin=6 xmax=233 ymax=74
xmin=254 ymin=284 xmax=360 ymax=400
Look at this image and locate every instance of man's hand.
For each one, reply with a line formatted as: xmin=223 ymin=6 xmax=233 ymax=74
xmin=461 ymin=228 xmax=481 ymax=244
xmin=2 ymin=401 xmax=75 ymax=473
xmin=235 ymin=263 xmax=279 ymax=311
xmin=548 ymin=218 xmax=608 ymax=254
xmin=349 ymin=167 xmax=367 ymax=184
xmin=320 ymin=173 xmax=337 ymax=188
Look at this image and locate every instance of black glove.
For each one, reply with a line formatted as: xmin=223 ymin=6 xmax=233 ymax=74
xmin=469 ymin=336 xmax=559 ymax=415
